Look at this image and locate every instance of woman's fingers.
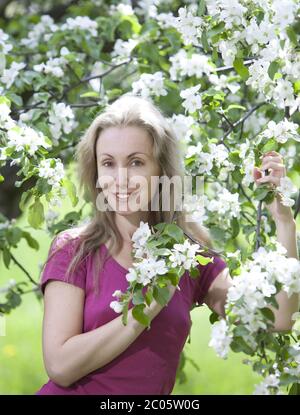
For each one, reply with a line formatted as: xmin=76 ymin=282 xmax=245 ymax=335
xmin=260 ymin=155 xmax=282 ymax=165
xmin=256 ymin=175 xmax=281 ymax=186
xmin=253 ymin=151 xmax=286 ymax=184
xmin=260 ymin=161 xmax=286 ymax=172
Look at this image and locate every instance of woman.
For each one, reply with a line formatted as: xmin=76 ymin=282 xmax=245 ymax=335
xmin=35 ymin=94 xmax=298 ymax=395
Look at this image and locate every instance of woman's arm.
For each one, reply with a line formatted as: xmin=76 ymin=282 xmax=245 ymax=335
xmin=267 ymin=218 xmax=299 ymax=331
xmin=203 ymin=220 xmax=299 ymax=332
xmin=42 ymin=280 xmax=176 ymax=388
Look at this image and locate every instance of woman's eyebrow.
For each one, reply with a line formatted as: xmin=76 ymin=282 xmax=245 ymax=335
xmin=100 ymin=152 xmax=149 ymax=158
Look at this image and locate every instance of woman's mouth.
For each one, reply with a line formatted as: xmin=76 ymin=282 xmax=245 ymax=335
xmin=114 ymin=191 xmax=139 ymax=201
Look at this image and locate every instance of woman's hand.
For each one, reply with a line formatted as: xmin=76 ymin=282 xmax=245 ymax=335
xmin=253 ymin=150 xmax=294 ymax=225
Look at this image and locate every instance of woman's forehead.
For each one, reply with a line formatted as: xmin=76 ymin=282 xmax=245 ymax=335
xmin=97 ymin=126 xmax=153 ymax=155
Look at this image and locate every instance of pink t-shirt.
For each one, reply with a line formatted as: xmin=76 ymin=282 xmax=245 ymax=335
xmin=35 ymin=231 xmax=227 ymax=395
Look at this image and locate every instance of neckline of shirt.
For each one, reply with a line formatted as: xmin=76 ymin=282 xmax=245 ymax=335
xmin=102 ymin=243 xmax=129 ymax=274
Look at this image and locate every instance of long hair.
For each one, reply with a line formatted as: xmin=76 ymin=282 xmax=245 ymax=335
xmin=42 ymin=94 xmax=214 ymax=296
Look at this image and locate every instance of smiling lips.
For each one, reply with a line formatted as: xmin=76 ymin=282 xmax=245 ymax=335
xmin=114 ymin=191 xmax=139 ymax=200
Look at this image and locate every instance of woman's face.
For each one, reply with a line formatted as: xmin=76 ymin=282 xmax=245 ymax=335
xmin=96 ymin=125 xmax=162 ymax=215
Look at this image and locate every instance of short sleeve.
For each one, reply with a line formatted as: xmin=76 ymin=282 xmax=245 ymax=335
xmin=39 ymin=232 xmax=86 ymax=296
xmin=193 ymin=254 xmax=228 ymax=306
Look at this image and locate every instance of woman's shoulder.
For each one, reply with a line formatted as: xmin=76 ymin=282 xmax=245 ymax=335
xmin=51 ymin=225 xmax=87 ymax=250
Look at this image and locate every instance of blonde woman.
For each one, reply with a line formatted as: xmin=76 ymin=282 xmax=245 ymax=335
xmin=35 ymin=94 xmax=295 ymax=395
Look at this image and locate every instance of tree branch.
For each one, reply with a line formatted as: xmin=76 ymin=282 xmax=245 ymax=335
xmin=9 ymin=252 xmax=38 ymax=286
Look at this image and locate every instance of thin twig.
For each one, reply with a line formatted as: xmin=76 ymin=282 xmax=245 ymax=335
xmin=219 ymin=102 xmax=267 ymax=144
xmin=9 ymin=253 xmax=38 ymax=286
xmin=255 ymin=199 xmax=263 ymax=251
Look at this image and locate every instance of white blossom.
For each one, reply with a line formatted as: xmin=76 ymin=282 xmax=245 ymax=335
xmin=276 ymin=176 xmax=297 ymax=208
xmin=6 ymin=125 xmax=51 ymax=155
xmin=132 ymin=71 xmax=167 ymax=98
xmin=169 ymin=239 xmax=200 ymax=270
xmin=111 ymin=38 xmax=138 ymax=62
xmin=260 ymin=118 xmax=299 ymax=144
xmin=207 ymin=187 xmax=241 ymax=219
xmin=169 ymin=113 xmax=195 ymax=144
xmin=173 ymin=6 xmax=203 ymax=46
xmin=61 ymin=16 xmax=98 ymax=37
xmin=169 ymin=49 xmax=213 ymax=81
xmin=38 ymin=158 xmax=65 ymax=190
xmin=180 ymin=85 xmax=202 ymax=113
xmin=20 ymin=15 xmax=58 ymax=49
xmin=0 ymin=29 xmax=13 ymax=54
xmin=48 ymin=102 xmax=78 ymax=142
xmin=209 ymin=319 xmax=232 ymax=359
xmin=33 ymin=56 xmax=67 ymax=78
xmin=110 ymin=300 xmax=124 ymax=313
xmin=254 ymin=374 xmax=281 ymax=395
xmin=1 ymin=62 xmax=26 ymax=89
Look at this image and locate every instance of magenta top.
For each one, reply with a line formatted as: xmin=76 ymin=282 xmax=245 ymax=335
xmin=35 ymin=231 xmax=227 ymax=395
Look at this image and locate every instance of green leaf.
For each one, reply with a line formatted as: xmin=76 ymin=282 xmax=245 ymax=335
xmin=232 ymin=167 xmax=243 ymax=183
xmin=230 ymin=337 xmax=254 ymax=355
xmin=209 ymin=311 xmax=219 ymax=324
xmin=153 ymin=223 xmax=166 ymax=232
xmin=189 ymin=266 xmax=200 ymax=278
xmin=28 ymin=199 xmax=44 ymax=229
xmin=207 ymin=21 xmax=225 ymax=38
xmin=5 ymin=92 xmax=23 ymax=107
xmin=253 ymin=186 xmax=270 ymax=201
xmin=233 ymin=58 xmax=249 ymax=81
xmin=152 ymin=248 xmax=171 ymax=256
xmin=144 ymin=286 xmax=153 ymax=307
xmin=132 ymin=304 xmax=150 ymax=327
xmin=261 ymin=138 xmax=278 ymax=153
xmin=0 ymin=96 xmax=11 ymax=106
xmin=288 ymin=382 xmax=300 ymax=395
xmin=196 ymin=254 xmax=214 ymax=265
xmin=228 ymin=150 xmax=241 ymax=165
xmin=280 ymin=373 xmax=299 ymax=386
xmin=62 ymin=178 xmax=78 ymax=207
xmin=260 ymin=307 xmax=275 ymax=323
xmin=198 ymin=0 xmax=206 ymax=16
xmin=6 ymin=290 xmax=22 ymax=308
xmin=266 ymin=295 xmax=279 ymax=310
xmin=153 ymin=285 xmax=171 ymax=306
xmin=264 ymin=191 xmax=275 ymax=204
xmin=79 ymin=91 xmax=100 ymax=98
xmin=6 ymin=227 xmax=22 ymax=246
xmin=2 ymin=247 xmax=11 ymax=268
xmin=268 ymin=60 xmax=281 ymax=80
xmin=225 ymin=104 xmax=246 ymax=112
xmin=231 ymin=217 xmax=240 ymax=238
xmin=22 ymin=231 xmax=39 ymax=250
xmin=163 ymin=224 xmax=184 ymax=242
xmin=132 ymin=287 xmax=145 ymax=305
xmin=210 ymin=226 xmax=225 ymax=240
xmin=286 ymin=26 xmax=298 ymax=46
xmin=122 ymin=302 xmax=129 ymax=326
xmin=233 ymin=325 xmax=249 ymax=337
xmin=201 ymin=30 xmax=209 ymax=52
xmin=294 ymin=80 xmax=300 ymax=94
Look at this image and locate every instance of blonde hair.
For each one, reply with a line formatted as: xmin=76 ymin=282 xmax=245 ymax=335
xmin=42 ymin=94 xmax=214 ymax=295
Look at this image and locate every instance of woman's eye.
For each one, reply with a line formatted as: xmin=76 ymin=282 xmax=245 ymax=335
xmin=101 ymin=160 xmax=143 ymax=167
xmin=131 ymin=160 xmax=143 ymax=166
xmin=102 ymin=161 xmax=112 ymax=167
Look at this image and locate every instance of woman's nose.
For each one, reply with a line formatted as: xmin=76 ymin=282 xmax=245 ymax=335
xmin=115 ymin=167 xmax=129 ymax=189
